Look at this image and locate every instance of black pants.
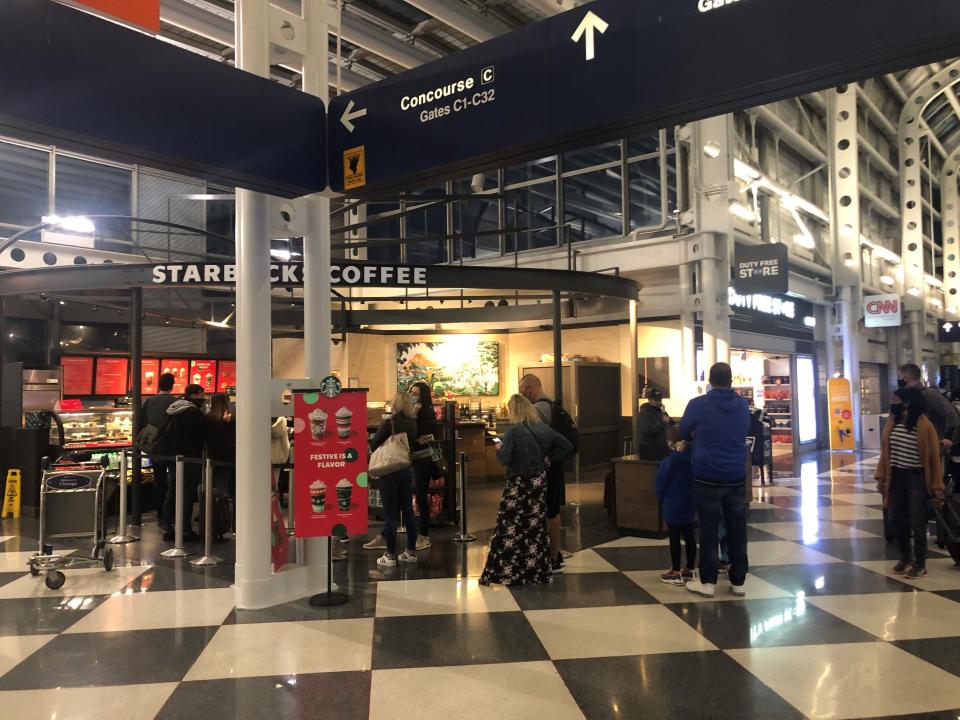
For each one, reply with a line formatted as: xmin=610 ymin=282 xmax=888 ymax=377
xmin=162 ymin=461 xmax=199 ymax=536
xmin=890 ymin=467 xmax=928 ymax=569
xmin=380 ymin=468 xmax=417 ymax=555
xmin=412 ymin=456 xmax=434 ymax=537
xmin=668 ymin=522 xmax=697 ymax=571
xmin=695 ymin=481 xmax=748 ymax=585
xmin=151 ymin=461 xmax=172 ymax=530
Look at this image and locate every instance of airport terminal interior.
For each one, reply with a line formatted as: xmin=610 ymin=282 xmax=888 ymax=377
xmin=2 ymin=0 xmax=960 ymax=718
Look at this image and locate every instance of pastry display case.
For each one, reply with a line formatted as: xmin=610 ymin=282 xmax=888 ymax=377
xmin=60 ymin=408 xmax=134 ymax=449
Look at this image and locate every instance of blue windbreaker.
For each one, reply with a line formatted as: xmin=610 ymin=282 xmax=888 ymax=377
xmin=678 ymin=388 xmax=750 ymax=484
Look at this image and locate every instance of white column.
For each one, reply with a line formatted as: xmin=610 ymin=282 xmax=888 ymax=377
xmin=828 ymin=85 xmax=863 ymax=446
xmin=302 ymin=0 xmax=333 ymax=584
xmin=234 ymin=0 xmax=274 ymax=608
xmin=679 ymin=263 xmax=697 ymax=396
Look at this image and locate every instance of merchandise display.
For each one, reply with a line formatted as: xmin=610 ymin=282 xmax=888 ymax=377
xmin=60 ymin=408 xmax=133 ymax=448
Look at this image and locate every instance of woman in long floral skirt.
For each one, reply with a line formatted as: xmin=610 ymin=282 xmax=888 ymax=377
xmin=480 ymin=394 xmax=573 ymax=586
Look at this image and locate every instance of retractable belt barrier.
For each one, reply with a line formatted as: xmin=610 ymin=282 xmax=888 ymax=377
xmin=452 ymin=452 xmax=476 ymax=543
xmin=107 ymin=448 xmax=139 ymax=545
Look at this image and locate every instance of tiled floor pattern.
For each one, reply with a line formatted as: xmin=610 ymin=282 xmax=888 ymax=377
xmin=2 ymin=452 xmax=960 ymax=718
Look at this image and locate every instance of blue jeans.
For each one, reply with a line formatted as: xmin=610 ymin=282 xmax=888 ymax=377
xmin=380 ymin=468 xmax=417 ymax=555
xmin=695 ymin=482 xmax=748 ymax=585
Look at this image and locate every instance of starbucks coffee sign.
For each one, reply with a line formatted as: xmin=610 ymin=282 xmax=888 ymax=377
xmin=150 ymin=262 xmax=428 ymax=288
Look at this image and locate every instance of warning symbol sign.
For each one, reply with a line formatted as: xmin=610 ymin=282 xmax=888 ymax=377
xmin=343 ymin=146 xmax=366 ymax=190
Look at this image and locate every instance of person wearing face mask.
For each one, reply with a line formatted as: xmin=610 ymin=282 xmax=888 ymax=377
xmin=408 ymin=382 xmax=438 ymax=551
xmin=162 ymin=384 xmax=207 ymax=542
xmin=875 ymin=387 xmax=945 ymax=579
xmin=897 ymin=364 xmax=959 ymax=448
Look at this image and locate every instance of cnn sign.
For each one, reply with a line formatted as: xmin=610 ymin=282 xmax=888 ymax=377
xmin=864 ymin=293 xmax=902 ymax=328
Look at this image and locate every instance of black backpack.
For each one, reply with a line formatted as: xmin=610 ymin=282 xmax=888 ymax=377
xmin=548 ymin=401 xmax=580 ymax=457
xmin=134 ymin=401 xmax=175 ymax=456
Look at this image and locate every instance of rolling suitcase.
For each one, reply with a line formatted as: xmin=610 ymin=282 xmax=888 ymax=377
xmin=932 ymin=494 xmax=960 ymax=565
xmin=198 ymin=489 xmax=233 ymax=541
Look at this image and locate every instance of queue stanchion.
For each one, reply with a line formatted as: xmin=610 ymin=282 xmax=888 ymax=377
xmin=108 ymin=449 xmax=139 ymax=544
xmin=161 ymin=455 xmax=190 ymax=558
xmin=191 ymin=458 xmax=223 ymax=566
xmin=451 ymin=452 xmax=476 ymax=543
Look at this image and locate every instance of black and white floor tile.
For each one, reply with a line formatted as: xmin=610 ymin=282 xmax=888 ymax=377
xmin=1 ymin=451 xmax=960 ymax=719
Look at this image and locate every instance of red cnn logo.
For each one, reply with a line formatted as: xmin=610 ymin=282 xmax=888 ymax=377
xmin=866 ymin=299 xmax=899 ymax=315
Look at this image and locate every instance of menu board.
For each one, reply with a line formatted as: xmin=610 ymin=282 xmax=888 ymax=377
xmin=62 ymin=356 xmax=94 ymax=396
xmin=293 ymin=389 xmax=369 ymax=538
xmin=141 ymin=358 xmax=160 ymax=396
xmin=217 ymin=360 xmax=237 ymax=392
xmin=160 ymin=360 xmax=189 ymax=395
xmin=94 ymin=357 xmax=129 ymax=396
xmin=190 ymin=360 xmax=218 ymax=393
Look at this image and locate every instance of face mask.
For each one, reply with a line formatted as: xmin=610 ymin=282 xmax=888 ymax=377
xmin=890 ymin=404 xmax=904 ymax=420
xmin=410 ymin=394 xmax=420 ymax=406
xmin=897 ymin=379 xmax=907 ymax=389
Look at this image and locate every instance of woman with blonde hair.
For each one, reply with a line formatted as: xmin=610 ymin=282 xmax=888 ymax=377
xmin=370 ymin=391 xmax=420 ymax=568
xmin=480 ymin=394 xmax=573 ymax=586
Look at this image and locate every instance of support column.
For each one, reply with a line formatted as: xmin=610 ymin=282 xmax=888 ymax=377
xmin=130 ymin=287 xmax=143 ymax=525
xmin=691 ymin=116 xmax=736 ymax=371
xmin=552 ymin=290 xmax=563 ymax=406
xmin=629 ymin=299 xmax=640 ymax=447
xmin=302 ymin=0 xmax=333 ymax=588
xmin=679 ymin=263 xmax=697 ymax=395
xmin=940 ymin=153 xmax=960 ymax=316
xmin=234 ymin=0 xmax=274 ymax=609
xmin=828 ymin=84 xmax=863 ymax=446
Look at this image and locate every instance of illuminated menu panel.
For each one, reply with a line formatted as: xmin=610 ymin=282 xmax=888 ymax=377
xmin=94 ymin=357 xmax=129 ymax=396
xmin=160 ymin=360 xmax=189 ymax=395
xmin=142 ymin=358 xmax=160 ymax=396
xmin=62 ymin=356 xmax=94 ymax=396
xmin=217 ymin=360 xmax=236 ymax=392
xmin=190 ymin=359 xmax=218 ymax=393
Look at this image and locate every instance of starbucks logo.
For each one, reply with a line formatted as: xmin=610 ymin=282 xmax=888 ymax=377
xmin=320 ymin=375 xmax=342 ymax=398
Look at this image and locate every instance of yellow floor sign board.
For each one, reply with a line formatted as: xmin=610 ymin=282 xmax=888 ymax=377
xmin=827 ymin=377 xmax=856 ymax=451
xmin=343 ymin=146 xmax=366 ymax=190
xmin=2 ymin=469 xmax=21 ymax=519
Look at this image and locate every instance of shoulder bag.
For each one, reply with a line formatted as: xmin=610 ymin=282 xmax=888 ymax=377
xmin=369 ymin=418 xmax=412 ymax=478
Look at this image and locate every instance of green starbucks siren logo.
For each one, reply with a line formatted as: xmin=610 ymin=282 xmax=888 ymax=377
xmin=319 ymin=375 xmax=342 ymax=398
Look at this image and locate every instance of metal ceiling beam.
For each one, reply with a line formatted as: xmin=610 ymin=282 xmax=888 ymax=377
xmin=399 ymin=0 xmax=510 ymax=42
xmin=884 ymin=72 xmax=948 ymax=158
xmin=522 ymin=0 xmax=573 ymax=18
xmin=339 ymin=13 xmax=436 ymax=69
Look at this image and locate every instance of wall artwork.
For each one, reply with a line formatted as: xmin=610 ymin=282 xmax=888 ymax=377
xmin=397 ymin=340 xmax=500 ymax=396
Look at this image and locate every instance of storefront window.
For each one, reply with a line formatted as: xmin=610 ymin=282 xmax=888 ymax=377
xmin=0 ymin=140 xmax=48 ymax=229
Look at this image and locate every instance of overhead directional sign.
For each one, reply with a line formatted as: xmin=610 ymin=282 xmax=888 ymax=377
xmin=571 ymin=11 xmax=608 ymax=61
xmin=2 ymin=0 xmax=326 ymax=198
xmin=328 ymin=0 xmax=960 ymax=195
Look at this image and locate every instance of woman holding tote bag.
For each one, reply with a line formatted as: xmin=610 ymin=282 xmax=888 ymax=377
xmin=370 ymin=391 xmax=419 ymax=568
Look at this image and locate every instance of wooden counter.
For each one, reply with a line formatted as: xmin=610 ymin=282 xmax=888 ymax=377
xmin=612 ymin=455 xmax=666 ymax=537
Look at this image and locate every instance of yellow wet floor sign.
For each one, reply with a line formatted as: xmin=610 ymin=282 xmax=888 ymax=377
xmin=2 ymin=469 xmax=21 ymax=519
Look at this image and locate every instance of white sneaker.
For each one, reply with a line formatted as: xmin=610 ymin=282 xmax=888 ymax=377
xmin=686 ymin=578 xmax=716 ymax=598
xmin=398 ymin=551 xmax=418 ymax=564
xmin=731 ymin=583 xmax=746 ymax=597
xmin=415 ymin=535 xmax=432 ymax=551
xmin=363 ymin=535 xmax=387 ymax=550
xmin=377 ymin=553 xmax=397 ymax=567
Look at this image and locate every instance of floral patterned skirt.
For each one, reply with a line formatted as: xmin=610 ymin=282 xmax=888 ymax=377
xmin=479 ymin=471 xmax=552 ymax=586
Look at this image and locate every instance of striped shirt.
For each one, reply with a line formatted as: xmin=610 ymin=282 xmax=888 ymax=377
xmin=889 ymin=423 xmax=922 ymax=469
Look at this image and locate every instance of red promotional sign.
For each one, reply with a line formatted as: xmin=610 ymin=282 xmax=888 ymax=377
xmin=293 ymin=389 xmax=368 ymax=538
xmin=190 ymin=360 xmax=218 ymax=394
xmin=217 ymin=360 xmax=237 ymax=392
xmin=62 ymin=356 xmax=94 ymax=396
xmin=68 ymin=0 xmax=160 ymax=32
xmin=95 ymin=357 xmax=128 ymax=396
xmin=141 ymin=358 xmax=160 ymax=396
xmin=161 ymin=360 xmax=189 ymax=394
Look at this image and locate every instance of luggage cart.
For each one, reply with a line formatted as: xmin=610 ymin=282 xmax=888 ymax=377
xmin=29 ymin=455 xmax=115 ymax=590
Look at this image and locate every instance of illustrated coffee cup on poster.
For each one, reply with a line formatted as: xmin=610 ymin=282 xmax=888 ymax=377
xmin=336 ymin=478 xmax=352 ymax=511
xmin=309 ymin=408 xmax=327 ymax=439
xmin=335 ymin=406 xmax=352 ymax=438
xmin=310 ymin=480 xmax=326 ymax=513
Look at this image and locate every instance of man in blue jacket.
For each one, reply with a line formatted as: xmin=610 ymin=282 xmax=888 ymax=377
xmin=679 ymin=362 xmax=750 ymax=598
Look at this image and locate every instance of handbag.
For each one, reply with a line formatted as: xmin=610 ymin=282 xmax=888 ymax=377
xmin=369 ymin=418 xmax=412 ymax=478
xmin=429 ymin=441 xmax=447 ymax=468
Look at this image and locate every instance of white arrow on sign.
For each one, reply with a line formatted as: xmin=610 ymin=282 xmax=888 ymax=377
xmin=571 ymin=10 xmax=609 ymax=61
xmin=340 ymin=99 xmax=367 ymax=133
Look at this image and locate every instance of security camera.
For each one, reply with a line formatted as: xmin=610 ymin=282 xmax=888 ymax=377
xmin=279 ymin=202 xmax=296 ymax=225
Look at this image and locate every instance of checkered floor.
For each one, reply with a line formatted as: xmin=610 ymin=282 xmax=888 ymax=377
xmin=3 ymin=452 xmax=960 ymax=719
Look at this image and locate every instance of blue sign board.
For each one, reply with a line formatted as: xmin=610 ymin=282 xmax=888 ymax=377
xmin=1 ymin=0 xmax=326 ymax=198
xmin=329 ymin=0 xmax=960 ymax=194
